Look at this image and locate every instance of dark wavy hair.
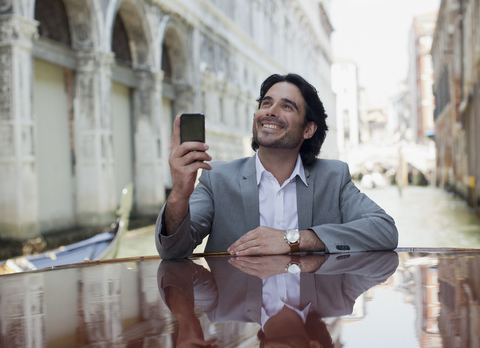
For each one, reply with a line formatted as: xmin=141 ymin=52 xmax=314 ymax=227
xmin=251 ymin=73 xmax=328 ymax=166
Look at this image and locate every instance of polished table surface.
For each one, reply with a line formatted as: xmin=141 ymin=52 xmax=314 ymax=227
xmin=0 ymin=248 xmax=479 ymax=347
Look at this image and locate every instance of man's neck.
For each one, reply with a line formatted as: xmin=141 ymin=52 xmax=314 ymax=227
xmin=258 ymin=148 xmax=300 ymax=186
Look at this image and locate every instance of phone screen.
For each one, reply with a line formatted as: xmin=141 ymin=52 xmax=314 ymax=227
xmin=180 ymin=113 xmax=205 ymax=143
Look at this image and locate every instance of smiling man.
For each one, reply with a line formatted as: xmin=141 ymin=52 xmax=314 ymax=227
xmin=156 ymin=73 xmax=398 ymax=259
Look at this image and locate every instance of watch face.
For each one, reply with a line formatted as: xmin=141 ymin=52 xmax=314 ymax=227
xmin=286 ymin=229 xmax=300 ymax=243
xmin=287 ymin=263 xmax=301 ymax=274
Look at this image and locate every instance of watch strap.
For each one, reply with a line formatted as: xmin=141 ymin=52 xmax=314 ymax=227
xmin=289 ymin=241 xmax=300 ymax=253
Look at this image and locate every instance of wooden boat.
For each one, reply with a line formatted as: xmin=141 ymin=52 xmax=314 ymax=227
xmin=0 ymin=183 xmax=133 ymax=274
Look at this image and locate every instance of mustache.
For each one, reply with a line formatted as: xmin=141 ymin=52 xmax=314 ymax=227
xmin=257 ymin=116 xmax=287 ymax=128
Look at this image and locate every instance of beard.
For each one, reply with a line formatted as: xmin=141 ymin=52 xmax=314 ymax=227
xmin=252 ymin=117 xmax=305 ymax=150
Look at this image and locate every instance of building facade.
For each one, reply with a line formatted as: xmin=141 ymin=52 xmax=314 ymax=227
xmin=408 ymin=12 xmax=437 ymax=145
xmin=0 ymin=0 xmax=336 ymax=241
xmin=331 ymin=59 xmax=358 ymax=162
xmin=431 ymin=0 xmax=479 ymax=205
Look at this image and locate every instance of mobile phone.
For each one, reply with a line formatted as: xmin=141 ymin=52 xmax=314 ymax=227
xmin=180 ymin=113 xmax=205 ymax=143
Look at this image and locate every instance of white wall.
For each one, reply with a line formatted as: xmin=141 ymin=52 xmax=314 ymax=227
xmin=34 ymin=59 xmax=75 ymax=231
xmin=112 ymin=82 xmax=133 ymax=206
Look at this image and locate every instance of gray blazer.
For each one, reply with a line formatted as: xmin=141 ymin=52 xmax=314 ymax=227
xmin=156 ymin=156 xmax=398 ymax=259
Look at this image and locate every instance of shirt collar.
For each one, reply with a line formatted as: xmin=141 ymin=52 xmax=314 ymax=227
xmin=255 ymin=153 xmax=308 ymax=186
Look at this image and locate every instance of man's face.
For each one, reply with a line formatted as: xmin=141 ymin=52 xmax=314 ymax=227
xmin=253 ymin=82 xmax=315 ymax=150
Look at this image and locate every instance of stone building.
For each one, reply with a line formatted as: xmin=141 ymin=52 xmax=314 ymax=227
xmin=408 ymin=12 xmax=437 ymax=145
xmin=0 ymin=0 xmax=336 ymax=242
xmin=431 ymin=0 xmax=479 ymax=205
xmin=331 ymin=59 xmax=359 ymax=162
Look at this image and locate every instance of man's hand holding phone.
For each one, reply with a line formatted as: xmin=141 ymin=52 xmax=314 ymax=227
xmin=170 ymin=113 xmax=211 ymax=197
xmin=164 ymin=114 xmax=212 ymax=236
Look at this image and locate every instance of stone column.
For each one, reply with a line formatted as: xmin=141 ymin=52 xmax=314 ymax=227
xmin=74 ymin=50 xmax=116 ymax=226
xmin=133 ymin=70 xmax=165 ymax=215
xmin=0 ymin=15 xmax=39 ymax=239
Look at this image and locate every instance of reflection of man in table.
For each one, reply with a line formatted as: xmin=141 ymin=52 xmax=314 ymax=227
xmin=158 ymin=252 xmax=399 ymax=347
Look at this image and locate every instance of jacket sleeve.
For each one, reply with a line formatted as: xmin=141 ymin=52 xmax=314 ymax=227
xmin=310 ymin=162 xmax=398 ymax=253
xmin=155 ymin=169 xmax=215 ymax=259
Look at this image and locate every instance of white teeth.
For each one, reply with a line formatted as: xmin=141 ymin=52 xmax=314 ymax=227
xmin=263 ymin=124 xmax=280 ymax=129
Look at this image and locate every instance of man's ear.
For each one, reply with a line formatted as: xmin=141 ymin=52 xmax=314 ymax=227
xmin=304 ymin=122 xmax=318 ymax=140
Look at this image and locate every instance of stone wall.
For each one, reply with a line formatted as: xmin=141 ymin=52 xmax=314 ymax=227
xmin=0 ymin=0 xmax=336 ymax=240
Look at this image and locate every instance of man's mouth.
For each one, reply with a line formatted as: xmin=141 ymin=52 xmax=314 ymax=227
xmin=259 ymin=117 xmax=285 ymax=130
xmin=262 ymin=123 xmax=282 ymax=130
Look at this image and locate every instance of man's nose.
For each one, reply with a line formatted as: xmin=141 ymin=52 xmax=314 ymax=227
xmin=266 ymin=103 xmax=279 ymax=117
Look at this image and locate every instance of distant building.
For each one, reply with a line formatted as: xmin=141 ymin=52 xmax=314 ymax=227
xmin=408 ymin=12 xmax=437 ymax=144
xmin=361 ymin=104 xmax=389 ymax=144
xmin=390 ymin=80 xmax=411 ymax=142
xmin=431 ymin=0 xmax=477 ymax=205
xmin=331 ymin=59 xmax=359 ymax=161
xmin=0 ymin=0 xmax=337 ymax=241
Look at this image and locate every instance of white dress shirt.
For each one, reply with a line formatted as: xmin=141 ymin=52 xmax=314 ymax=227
xmin=255 ymin=153 xmax=308 ymax=230
xmin=255 ymin=153 xmax=311 ymax=329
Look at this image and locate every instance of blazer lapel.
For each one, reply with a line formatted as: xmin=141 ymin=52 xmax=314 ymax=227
xmin=241 ymin=156 xmax=260 ymax=232
xmin=296 ymin=167 xmax=313 ymax=230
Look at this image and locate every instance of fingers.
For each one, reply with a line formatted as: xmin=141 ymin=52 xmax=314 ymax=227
xmin=230 ymin=256 xmax=264 ymax=265
xmin=229 ymin=255 xmax=292 ymax=279
xmin=228 ymin=257 xmax=262 ymax=277
xmin=227 ymin=231 xmax=259 ymax=255
xmin=169 ymin=144 xmax=212 ymax=181
xmin=172 ymin=143 xmax=212 ymax=164
xmin=228 ymin=256 xmax=262 ymax=271
xmin=228 ymin=227 xmax=290 ymax=256
xmin=172 ymin=115 xmax=181 ymax=147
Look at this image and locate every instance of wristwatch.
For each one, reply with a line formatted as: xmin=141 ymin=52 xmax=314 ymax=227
xmin=284 ymin=228 xmax=300 ymax=253
xmin=285 ymin=255 xmax=302 ymax=274
xmin=285 ymin=262 xmax=302 ymax=274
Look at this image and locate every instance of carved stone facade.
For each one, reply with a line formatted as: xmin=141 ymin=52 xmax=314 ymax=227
xmin=0 ymin=0 xmax=336 ymax=240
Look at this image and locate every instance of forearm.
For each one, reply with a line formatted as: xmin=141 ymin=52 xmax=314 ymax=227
xmin=300 ymin=229 xmax=326 ymax=252
xmin=157 ymin=178 xmax=215 ymax=259
xmin=156 ymin=199 xmax=194 ymax=259
xmin=163 ymin=192 xmax=190 ymax=236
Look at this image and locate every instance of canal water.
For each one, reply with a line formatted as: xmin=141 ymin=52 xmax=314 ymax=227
xmin=116 ymin=184 xmax=480 ymax=258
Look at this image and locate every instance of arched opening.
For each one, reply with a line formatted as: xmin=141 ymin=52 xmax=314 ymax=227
xmin=113 ymin=2 xmax=150 ymax=69
xmin=112 ymin=14 xmax=132 ymax=67
xmin=163 ymin=26 xmax=189 ymax=85
xmin=161 ymin=41 xmax=173 ymax=84
xmin=34 ymin=0 xmax=71 ymax=47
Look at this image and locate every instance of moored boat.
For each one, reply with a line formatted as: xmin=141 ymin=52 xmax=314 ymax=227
xmin=0 ymin=183 xmax=133 ymax=274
